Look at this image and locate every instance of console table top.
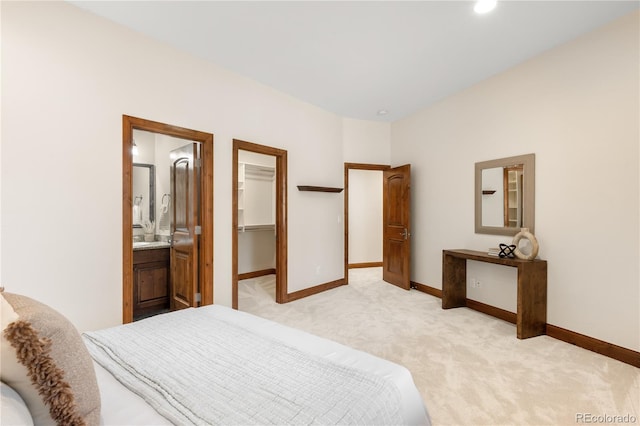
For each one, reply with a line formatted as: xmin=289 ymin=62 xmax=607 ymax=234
xmin=443 ymin=249 xmax=547 ymax=266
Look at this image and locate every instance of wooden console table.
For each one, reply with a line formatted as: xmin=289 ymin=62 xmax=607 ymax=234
xmin=442 ymin=249 xmax=547 ymax=339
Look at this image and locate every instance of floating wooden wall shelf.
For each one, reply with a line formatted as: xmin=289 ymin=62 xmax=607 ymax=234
xmin=297 ymin=185 xmax=343 ymax=193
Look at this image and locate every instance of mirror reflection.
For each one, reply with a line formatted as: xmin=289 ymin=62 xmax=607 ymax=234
xmin=504 ymin=166 xmax=524 ymax=227
xmin=132 ymin=163 xmax=155 ymax=227
xmin=481 ymin=165 xmax=523 ymax=228
xmin=475 ymin=154 xmax=535 ymax=236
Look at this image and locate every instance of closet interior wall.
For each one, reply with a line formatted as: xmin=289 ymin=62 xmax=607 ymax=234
xmin=237 ymin=150 xmax=277 ymax=275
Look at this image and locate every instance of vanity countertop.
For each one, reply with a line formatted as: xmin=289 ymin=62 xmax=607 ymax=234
xmin=133 ymin=241 xmax=171 ymax=251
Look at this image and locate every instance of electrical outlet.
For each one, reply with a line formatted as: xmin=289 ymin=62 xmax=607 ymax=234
xmin=470 ymin=278 xmax=481 ymax=288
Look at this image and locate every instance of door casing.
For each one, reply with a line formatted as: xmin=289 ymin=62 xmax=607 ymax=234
xmin=232 ymin=139 xmax=288 ymax=309
xmin=122 ymin=115 xmax=214 ymax=323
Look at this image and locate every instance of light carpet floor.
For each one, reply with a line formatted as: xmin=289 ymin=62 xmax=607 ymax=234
xmin=238 ymin=268 xmax=639 ymax=426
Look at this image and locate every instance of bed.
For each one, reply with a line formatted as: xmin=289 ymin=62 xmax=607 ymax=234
xmin=1 ymin=291 xmax=430 ymax=425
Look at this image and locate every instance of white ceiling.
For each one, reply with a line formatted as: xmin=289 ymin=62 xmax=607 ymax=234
xmin=70 ymin=1 xmax=639 ymax=122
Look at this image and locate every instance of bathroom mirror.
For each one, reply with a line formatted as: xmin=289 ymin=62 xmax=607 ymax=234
xmin=475 ymin=153 xmax=535 ymax=236
xmin=132 ymin=163 xmax=155 ymax=228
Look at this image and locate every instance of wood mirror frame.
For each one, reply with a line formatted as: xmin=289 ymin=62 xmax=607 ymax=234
xmin=475 ymin=153 xmax=535 ymax=236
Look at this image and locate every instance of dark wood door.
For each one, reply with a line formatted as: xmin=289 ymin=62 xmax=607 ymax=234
xmin=383 ymin=164 xmax=411 ymax=290
xmin=170 ymin=143 xmax=200 ymax=310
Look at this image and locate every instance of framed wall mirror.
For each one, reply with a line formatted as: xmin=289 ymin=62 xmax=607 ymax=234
xmin=475 ymin=153 xmax=535 ymax=236
xmin=132 ymin=163 xmax=155 ymax=228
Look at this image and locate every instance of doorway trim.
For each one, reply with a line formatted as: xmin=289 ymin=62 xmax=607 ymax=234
xmin=123 ymin=115 xmax=214 ymax=324
xmin=343 ymin=162 xmax=390 ymax=284
xmin=232 ymin=139 xmax=288 ymax=309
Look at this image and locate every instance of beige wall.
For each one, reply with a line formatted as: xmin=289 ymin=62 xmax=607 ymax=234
xmin=1 ymin=2 xmax=346 ymax=331
xmin=391 ymin=11 xmax=639 ymax=351
xmin=343 ymin=118 xmax=391 ymax=165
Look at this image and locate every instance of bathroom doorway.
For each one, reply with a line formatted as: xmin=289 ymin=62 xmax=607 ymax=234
xmin=122 ymin=116 xmax=213 ymax=324
xmin=232 ymin=139 xmax=287 ymax=309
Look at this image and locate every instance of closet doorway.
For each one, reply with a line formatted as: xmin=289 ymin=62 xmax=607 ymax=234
xmin=232 ymin=139 xmax=287 ymax=309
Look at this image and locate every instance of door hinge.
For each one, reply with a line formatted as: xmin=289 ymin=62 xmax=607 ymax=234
xmin=195 ymin=292 xmax=201 ymax=303
xmin=194 ymin=226 xmax=202 ymax=235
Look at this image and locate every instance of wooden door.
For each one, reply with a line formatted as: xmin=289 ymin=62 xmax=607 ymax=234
xmin=383 ymin=164 xmax=411 ymax=290
xmin=170 ymin=143 xmax=200 ymax=310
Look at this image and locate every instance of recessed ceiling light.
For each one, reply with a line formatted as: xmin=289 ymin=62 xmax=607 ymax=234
xmin=377 ymin=109 xmax=388 ymax=116
xmin=474 ymin=0 xmax=497 ymax=14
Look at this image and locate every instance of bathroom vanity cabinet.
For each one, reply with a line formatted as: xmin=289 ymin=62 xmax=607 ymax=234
xmin=133 ymin=247 xmax=170 ymax=320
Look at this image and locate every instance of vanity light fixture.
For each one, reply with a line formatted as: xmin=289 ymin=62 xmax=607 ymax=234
xmin=132 ymin=140 xmax=139 ymax=156
xmin=474 ymin=0 xmax=497 ymax=14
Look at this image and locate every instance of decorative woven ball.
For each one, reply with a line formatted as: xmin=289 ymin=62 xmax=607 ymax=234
xmin=512 ymin=228 xmax=539 ymax=260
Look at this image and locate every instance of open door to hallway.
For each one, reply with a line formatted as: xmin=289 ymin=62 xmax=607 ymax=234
xmin=344 ymin=163 xmax=411 ymax=290
xmin=383 ymin=164 xmax=412 ymax=290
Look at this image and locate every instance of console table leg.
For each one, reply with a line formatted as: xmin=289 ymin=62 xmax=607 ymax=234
xmin=517 ymin=262 xmax=548 ymax=339
xmin=442 ymin=254 xmax=467 ymax=309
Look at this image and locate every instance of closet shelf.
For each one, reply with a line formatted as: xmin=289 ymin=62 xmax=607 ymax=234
xmin=238 ymin=224 xmax=275 ymax=232
xmin=297 ymin=185 xmax=343 ymax=193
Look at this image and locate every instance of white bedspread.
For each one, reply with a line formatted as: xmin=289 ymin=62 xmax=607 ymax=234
xmin=84 ymin=306 xmax=420 ymax=425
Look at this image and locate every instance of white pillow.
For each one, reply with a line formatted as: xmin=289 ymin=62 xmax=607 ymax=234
xmin=1 ymin=381 xmax=34 ymax=426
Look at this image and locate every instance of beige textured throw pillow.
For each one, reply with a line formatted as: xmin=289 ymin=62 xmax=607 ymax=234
xmin=0 ymin=292 xmax=101 ymax=425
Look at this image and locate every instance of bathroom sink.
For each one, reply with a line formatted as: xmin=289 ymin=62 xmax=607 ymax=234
xmin=133 ymin=241 xmax=170 ymax=249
